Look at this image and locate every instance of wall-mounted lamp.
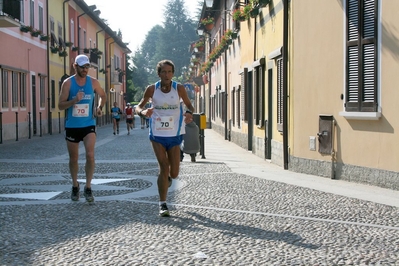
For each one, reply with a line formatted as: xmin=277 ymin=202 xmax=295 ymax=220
xmin=205 ymin=0 xmax=214 ymax=8
xmin=110 ymin=88 xmax=115 ymax=93
xmin=197 ymin=29 xmax=204 ymax=36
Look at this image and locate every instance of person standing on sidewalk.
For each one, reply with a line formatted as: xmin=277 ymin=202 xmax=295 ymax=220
xmin=124 ymin=103 xmax=134 ymax=134
xmin=58 ymin=54 xmax=106 ymax=202
xmin=111 ymin=101 xmax=122 ymax=135
xmin=136 ymin=59 xmax=194 ymax=217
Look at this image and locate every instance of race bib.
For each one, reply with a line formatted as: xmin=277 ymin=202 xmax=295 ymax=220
xmin=112 ymin=112 xmax=118 ymax=117
xmin=72 ymin=104 xmax=89 ymax=117
xmin=127 ymin=115 xmax=132 ymax=118
xmin=155 ymin=116 xmax=174 ymax=131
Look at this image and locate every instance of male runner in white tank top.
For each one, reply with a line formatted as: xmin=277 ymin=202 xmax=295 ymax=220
xmin=136 ymin=60 xmax=194 ymax=217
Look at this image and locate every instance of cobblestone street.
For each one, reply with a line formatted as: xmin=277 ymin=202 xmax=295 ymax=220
xmin=1 ymin=119 xmax=398 ymax=265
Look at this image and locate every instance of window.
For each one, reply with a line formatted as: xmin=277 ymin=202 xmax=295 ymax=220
xmin=241 ymin=68 xmax=248 ymax=122
xmin=30 ymin=0 xmax=34 ymax=28
xmin=70 ymin=19 xmax=75 ymax=44
xmin=51 ymin=80 xmax=55 ymax=109
xmin=12 ymin=72 xmax=18 ymax=108
xmin=254 ymin=60 xmax=265 ymax=127
xmin=232 ymin=87 xmax=236 ymax=127
xmin=50 ymin=17 xmax=58 ymax=47
xmin=345 ymin=0 xmax=378 ymax=112
xmin=40 ymin=76 xmax=45 ymax=108
xmin=58 ymin=22 xmax=65 ymax=48
xmin=38 ymin=4 xmax=43 ymax=32
xmin=20 ymin=0 xmax=24 ymax=23
xmin=20 ymin=73 xmax=26 ymax=108
xmin=277 ymin=58 xmax=283 ymax=132
xmin=237 ymin=85 xmax=241 ymax=128
xmin=2 ymin=70 xmax=9 ymax=108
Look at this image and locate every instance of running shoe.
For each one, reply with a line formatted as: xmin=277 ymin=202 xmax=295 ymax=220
xmin=71 ymin=184 xmax=80 ymax=201
xmin=83 ymin=186 xmax=94 ymax=202
xmin=159 ymin=203 xmax=170 ymax=217
xmin=168 ymin=176 xmax=172 ymax=187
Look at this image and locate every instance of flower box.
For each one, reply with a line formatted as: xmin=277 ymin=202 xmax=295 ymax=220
xmin=40 ymin=35 xmax=49 ymax=41
xmin=30 ymin=30 xmax=41 ymax=37
xmin=20 ymin=25 xmax=31 ymax=33
xmin=59 ymin=51 xmax=68 ymax=57
xmin=50 ymin=46 xmax=59 ymax=53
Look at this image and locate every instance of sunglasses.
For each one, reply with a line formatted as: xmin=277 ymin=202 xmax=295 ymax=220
xmin=78 ymin=65 xmax=91 ymax=69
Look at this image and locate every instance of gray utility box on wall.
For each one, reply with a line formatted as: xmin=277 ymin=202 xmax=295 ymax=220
xmin=318 ymin=115 xmax=334 ymax=154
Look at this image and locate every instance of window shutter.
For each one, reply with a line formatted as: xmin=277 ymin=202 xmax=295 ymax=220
xmin=346 ymin=0 xmax=377 ymax=112
xmin=277 ymin=58 xmax=283 ymax=132
xmin=258 ymin=65 xmax=265 ymax=127
xmin=241 ymin=69 xmax=248 ymax=122
xmin=254 ymin=68 xmax=258 ymax=124
xmin=237 ymin=85 xmax=241 ymax=128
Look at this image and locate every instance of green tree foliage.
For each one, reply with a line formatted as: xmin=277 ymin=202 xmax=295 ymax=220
xmin=158 ymin=0 xmax=197 ymax=78
xmin=131 ymin=0 xmax=198 ymax=98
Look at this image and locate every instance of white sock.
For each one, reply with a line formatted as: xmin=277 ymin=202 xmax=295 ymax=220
xmin=159 ymin=201 xmax=166 ymax=206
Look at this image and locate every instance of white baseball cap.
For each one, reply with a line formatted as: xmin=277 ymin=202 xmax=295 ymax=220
xmin=75 ymin=55 xmax=90 ymax=66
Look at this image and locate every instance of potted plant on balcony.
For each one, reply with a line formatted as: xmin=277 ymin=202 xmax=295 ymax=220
xmin=194 ymin=40 xmax=205 ymax=51
xmin=191 ymin=58 xmax=200 ymax=65
xmin=59 ymin=50 xmax=68 ymax=57
xmin=83 ymin=48 xmax=90 ymax=53
xmin=30 ymin=28 xmax=41 ymax=37
xmin=200 ymin=16 xmax=215 ymax=31
xmin=71 ymin=46 xmax=79 ymax=52
xmin=50 ymin=46 xmax=59 ymax=54
xmin=19 ymin=25 xmax=32 ymax=33
xmin=232 ymin=8 xmax=247 ymax=22
xmin=39 ymin=35 xmax=49 ymax=41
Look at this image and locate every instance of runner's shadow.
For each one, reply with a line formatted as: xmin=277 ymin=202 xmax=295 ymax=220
xmin=171 ymin=211 xmax=320 ymax=250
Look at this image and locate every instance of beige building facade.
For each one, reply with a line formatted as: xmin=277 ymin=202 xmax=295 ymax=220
xmin=196 ymin=0 xmax=398 ymax=190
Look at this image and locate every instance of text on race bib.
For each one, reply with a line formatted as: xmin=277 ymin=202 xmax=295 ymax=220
xmin=155 ymin=116 xmax=174 ymax=131
xmin=72 ymin=104 xmax=89 ymax=117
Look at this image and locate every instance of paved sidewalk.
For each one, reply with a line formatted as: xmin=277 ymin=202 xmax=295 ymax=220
xmin=0 ymin=122 xmax=398 ymax=265
xmin=204 ymin=129 xmax=399 ymax=208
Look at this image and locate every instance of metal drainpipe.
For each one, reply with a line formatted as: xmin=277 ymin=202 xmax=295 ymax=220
xmin=108 ymin=41 xmax=115 ymax=112
xmin=224 ymin=2 xmax=228 ymax=140
xmin=47 ymin=0 xmax=51 ymax=134
xmin=208 ymin=33 xmax=212 ymax=129
xmin=96 ymin=29 xmax=104 ymax=79
xmin=283 ymin=0 xmax=289 ymax=169
xmin=63 ymin=0 xmax=70 ymax=74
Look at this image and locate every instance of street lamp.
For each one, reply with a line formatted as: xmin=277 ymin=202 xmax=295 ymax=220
xmin=205 ymin=0 xmax=214 ymax=8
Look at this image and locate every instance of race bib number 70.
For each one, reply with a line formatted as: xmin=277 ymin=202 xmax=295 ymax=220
xmin=72 ymin=104 xmax=89 ymax=117
xmin=155 ymin=116 xmax=174 ymax=131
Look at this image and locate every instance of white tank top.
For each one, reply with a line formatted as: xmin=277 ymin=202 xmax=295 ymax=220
xmin=149 ymin=81 xmax=185 ymax=137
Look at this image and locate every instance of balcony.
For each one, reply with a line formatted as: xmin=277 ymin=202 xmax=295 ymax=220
xmin=1 ymin=0 xmax=21 ymax=27
xmin=0 ymin=13 xmax=19 ymax=27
